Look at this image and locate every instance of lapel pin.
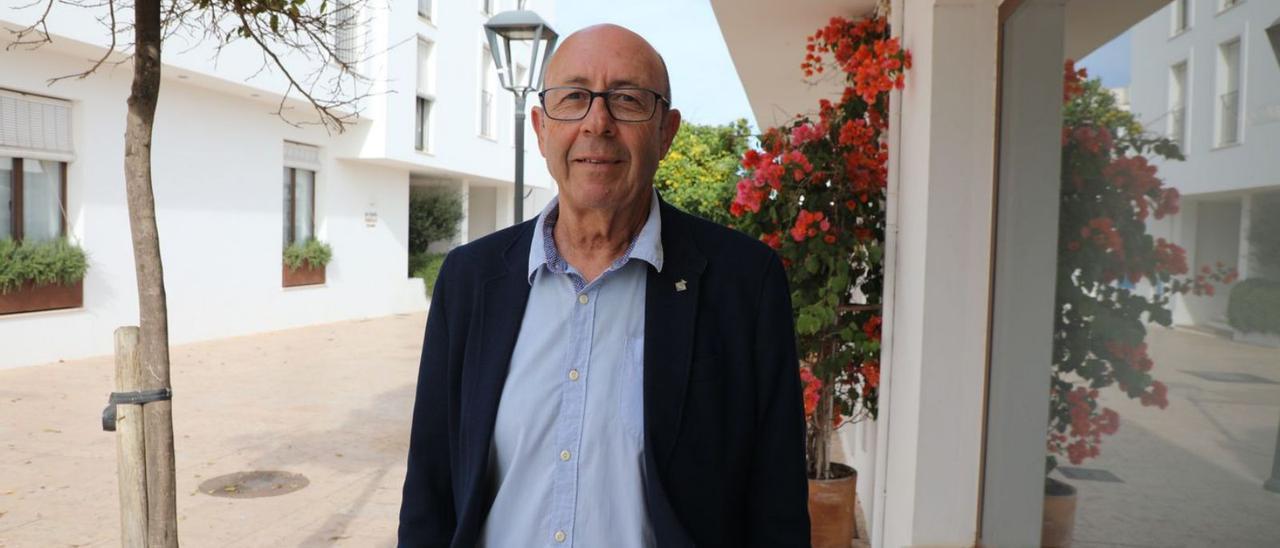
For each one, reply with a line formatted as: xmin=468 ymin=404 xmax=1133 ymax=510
xmin=675 ymin=279 xmax=687 ymax=292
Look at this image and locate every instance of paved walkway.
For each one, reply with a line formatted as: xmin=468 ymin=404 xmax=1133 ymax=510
xmin=1065 ymin=327 xmax=1280 ymax=548
xmin=1 ymin=312 xmax=426 ymax=547
xmin=2 ymin=315 xmax=1276 ymax=547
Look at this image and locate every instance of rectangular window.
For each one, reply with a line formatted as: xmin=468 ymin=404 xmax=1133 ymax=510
xmin=416 ymin=97 xmax=432 ymax=151
xmin=283 ymin=167 xmax=316 ymax=246
xmin=1172 ymin=0 xmax=1189 ymax=34
xmin=332 ymin=0 xmax=359 ymax=66
xmin=417 ymin=39 xmax=434 ymax=152
xmin=1217 ymin=38 xmax=1241 ymax=146
xmin=480 ymin=48 xmax=496 ymax=138
xmin=418 ymin=0 xmax=432 ymax=20
xmin=1169 ymin=62 xmax=1188 ymax=149
xmin=1 ymin=156 xmax=66 ymax=243
xmin=0 ymin=158 xmax=11 ymax=240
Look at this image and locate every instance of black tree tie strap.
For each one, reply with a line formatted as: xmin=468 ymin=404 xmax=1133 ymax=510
xmin=101 ymin=388 xmax=172 ymax=432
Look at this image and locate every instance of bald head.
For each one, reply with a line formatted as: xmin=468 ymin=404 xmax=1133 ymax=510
xmin=544 ymin=24 xmax=671 ymax=102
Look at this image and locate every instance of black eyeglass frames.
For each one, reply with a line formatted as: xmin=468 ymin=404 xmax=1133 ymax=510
xmin=537 ymin=86 xmax=671 ymax=122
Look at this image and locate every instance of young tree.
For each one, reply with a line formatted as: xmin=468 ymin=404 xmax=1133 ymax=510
xmin=655 ymin=119 xmax=752 ymax=226
xmin=8 ymin=1 xmax=373 ymax=544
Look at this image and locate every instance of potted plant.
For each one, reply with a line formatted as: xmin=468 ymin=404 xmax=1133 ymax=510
xmin=1043 ymin=62 xmax=1235 ymax=547
xmin=0 ymin=238 xmax=89 ymax=315
xmin=729 ymin=15 xmax=909 ymax=547
xmin=282 ymin=238 xmax=332 ymax=287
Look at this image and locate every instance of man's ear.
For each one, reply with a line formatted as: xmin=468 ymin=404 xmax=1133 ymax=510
xmin=659 ymin=108 xmax=682 ymax=158
xmin=530 ymin=106 xmax=548 ymax=156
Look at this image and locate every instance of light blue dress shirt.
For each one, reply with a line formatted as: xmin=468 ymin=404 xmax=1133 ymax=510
xmin=478 ymin=191 xmax=662 ymax=548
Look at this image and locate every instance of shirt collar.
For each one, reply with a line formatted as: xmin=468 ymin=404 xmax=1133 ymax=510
xmin=527 ymin=188 xmax=664 ymax=284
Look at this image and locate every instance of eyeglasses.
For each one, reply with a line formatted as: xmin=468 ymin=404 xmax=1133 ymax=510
xmin=538 ymin=86 xmax=670 ymax=122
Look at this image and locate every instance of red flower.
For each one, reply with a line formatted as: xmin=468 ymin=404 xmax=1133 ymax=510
xmin=862 ymin=315 xmax=882 ymax=342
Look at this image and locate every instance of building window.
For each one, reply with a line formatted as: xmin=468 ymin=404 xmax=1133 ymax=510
xmin=283 ymin=167 xmax=316 ymax=246
xmin=331 ymin=0 xmax=359 ymax=66
xmin=416 ymin=98 xmax=432 ymax=152
xmin=0 ymin=157 xmax=67 ymax=243
xmin=417 ymin=39 xmax=434 ymax=152
xmin=1216 ymin=38 xmax=1241 ymax=146
xmin=1172 ymin=0 xmax=1190 ymax=34
xmin=480 ymin=47 xmax=496 ymax=139
xmin=1168 ymin=62 xmax=1188 ymax=150
xmin=418 ymin=0 xmax=432 ymax=21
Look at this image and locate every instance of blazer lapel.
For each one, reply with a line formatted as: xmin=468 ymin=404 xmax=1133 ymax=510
xmin=455 ymin=222 xmax=534 ymax=541
xmin=644 ymin=200 xmax=707 ymax=473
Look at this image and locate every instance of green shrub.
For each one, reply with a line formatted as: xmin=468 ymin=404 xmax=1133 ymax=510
xmin=283 ymin=239 xmax=333 ymax=270
xmin=409 ymin=188 xmax=463 ymax=254
xmin=1227 ymin=278 xmax=1280 ymax=335
xmin=0 ymin=238 xmax=89 ymax=294
xmin=1248 ymin=192 xmax=1280 ymax=274
xmin=410 ymin=252 xmax=446 ymax=297
xmin=654 ymin=119 xmax=752 ymax=227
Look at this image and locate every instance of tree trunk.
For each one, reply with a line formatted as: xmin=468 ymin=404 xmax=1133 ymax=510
xmin=125 ymin=0 xmax=178 ymax=545
xmin=814 ymin=378 xmax=835 ymax=479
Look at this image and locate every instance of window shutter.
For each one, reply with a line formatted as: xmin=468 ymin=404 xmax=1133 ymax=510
xmin=283 ymin=141 xmax=320 ymax=169
xmin=0 ymin=89 xmax=74 ymax=159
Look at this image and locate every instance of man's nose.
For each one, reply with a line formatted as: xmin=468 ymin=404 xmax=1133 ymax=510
xmin=580 ymin=95 xmax=616 ymax=135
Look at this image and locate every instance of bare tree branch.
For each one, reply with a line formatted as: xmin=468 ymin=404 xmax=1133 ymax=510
xmin=47 ymin=0 xmax=117 ymax=84
xmin=6 ymin=0 xmax=57 ymax=49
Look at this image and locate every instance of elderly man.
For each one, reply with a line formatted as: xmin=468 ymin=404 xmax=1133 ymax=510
xmin=398 ymin=24 xmax=809 ymax=547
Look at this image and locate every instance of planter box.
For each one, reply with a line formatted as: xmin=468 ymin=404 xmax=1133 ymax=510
xmin=282 ymin=262 xmax=326 ymax=287
xmin=0 ymin=280 xmax=84 ymax=316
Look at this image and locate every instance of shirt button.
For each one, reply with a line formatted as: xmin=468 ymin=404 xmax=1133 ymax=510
xmin=559 ymin=450 xmax=571 ymax=461
xmin=554 ymin=530 xmax=567 ymax=543
xmin=578 ymin=294 xmax=589 ymax=305
xmin=568 ymin=369 xmax=580 ymax=381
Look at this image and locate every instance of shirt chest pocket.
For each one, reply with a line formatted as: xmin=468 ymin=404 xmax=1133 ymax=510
xmin=615 ymin=336 xmax=645 ymax=441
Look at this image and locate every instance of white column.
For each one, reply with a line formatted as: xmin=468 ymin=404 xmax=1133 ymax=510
xmin=980 ymin=0 xmax=1067 ymax=545
xmin=459 ymin=180 xmax=471 ymax=247
xmin=876 ymin=0 xmax=1001 ymax=546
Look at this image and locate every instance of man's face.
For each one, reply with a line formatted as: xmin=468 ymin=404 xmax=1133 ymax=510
xmin=531 ymin=26 xmax=681 ymax=213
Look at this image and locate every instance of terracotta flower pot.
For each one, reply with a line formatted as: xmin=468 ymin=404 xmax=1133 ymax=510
xmin=0 ymin=279 xmax=83 ymax=316
xmin=282 ymin=261 xmax=326 ymax=287
xmin=1041 ymin=476 xmax=1077 ymax=548
xmin=809 ymin=462 xmax=857 ymax=548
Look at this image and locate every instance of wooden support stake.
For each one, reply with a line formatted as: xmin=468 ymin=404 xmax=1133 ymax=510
xmin=114 ymin=326 xmax=148 ymax=547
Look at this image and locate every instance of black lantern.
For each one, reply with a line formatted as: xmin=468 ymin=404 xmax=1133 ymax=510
xmin=484 ymin=9 xmax=558 ymax=224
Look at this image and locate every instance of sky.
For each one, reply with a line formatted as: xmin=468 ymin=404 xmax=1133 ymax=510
xmin=1080 ymin=30 xmax=1132 ymax=89
xmin=552 ymin=0 xmax=759 ymax=130
xmin=549 ymin=0 xmax=1134 ymax=129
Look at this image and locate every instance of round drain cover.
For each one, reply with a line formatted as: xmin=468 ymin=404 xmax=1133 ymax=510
xmin=198 ymin=470 xmax=309 ymax=498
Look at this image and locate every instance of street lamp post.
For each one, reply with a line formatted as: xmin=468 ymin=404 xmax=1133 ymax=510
xmin=484 ymin=8 xmax=558 ymax=225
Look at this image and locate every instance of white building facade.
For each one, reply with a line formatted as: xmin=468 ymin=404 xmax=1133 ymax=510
xmin=0 ymin=0 xmax=558 ymax=369
xmin=1127 ymin=0 xmax=1280 ymax=328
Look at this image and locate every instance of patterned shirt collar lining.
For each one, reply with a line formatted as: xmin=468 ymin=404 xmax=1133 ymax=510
xmin=527 ymin=189 xmax=664 ymax=287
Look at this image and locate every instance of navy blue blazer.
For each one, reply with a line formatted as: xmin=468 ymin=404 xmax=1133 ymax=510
xmin=398 ymin=198 xmax=810 ymax=547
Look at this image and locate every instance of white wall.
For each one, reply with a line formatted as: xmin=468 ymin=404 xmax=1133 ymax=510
xmin=1128 ymin=0 xmax=1280 ymax=197
xmin=0 ymin=45 xmax=426 ymax=370
xmin=379 ymin=0 xmax=558 ymax=204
